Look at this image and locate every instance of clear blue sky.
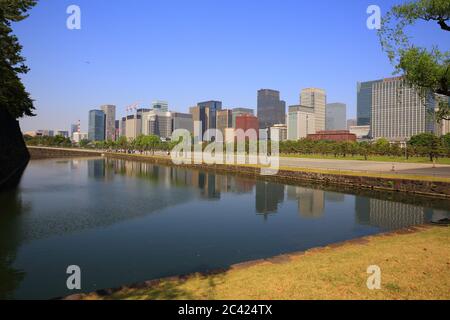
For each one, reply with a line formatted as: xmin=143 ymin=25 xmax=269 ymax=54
xmin=15 ymin=0 xmax=448 ymax=132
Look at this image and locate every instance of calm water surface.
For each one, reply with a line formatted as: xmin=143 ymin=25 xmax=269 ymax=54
xmin=1 ymin=158 xmax=449 ymax=299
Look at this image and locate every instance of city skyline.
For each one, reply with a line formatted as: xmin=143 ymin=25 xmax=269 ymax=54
xmin=15 ymin=0 xmax=448 ymax=132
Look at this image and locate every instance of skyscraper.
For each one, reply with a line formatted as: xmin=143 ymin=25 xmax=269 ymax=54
xmin=216 ymin=109 xmax=233 ymax=138
xmin=152 ymin=100 xmax=169 ymax=112
xmin=326 ymin=103 xmax=347 ymax=131
xmin=257 ymin=89 xmax=286 ymax=129
xmin=172 ymin=112 xmax=194 ymax=134
xmin=232 ymin=108 xmax=254 ymax=128
xmin=287 ymin=105 xmax=315 ymax=140
xmin=190 ymin=101 xmax=222 ymax=140
xmin=371 ymin=77 xmax=436 ymax=141
xmin=88 ymin=110 xmax=105 ymax=141
xmin=300 ymin=88 xmax=326 ymax=132
xmin=100 ymin=105 xmax=116 ymax=141
xmin=357 ymin=80 xmax=382 ymax=126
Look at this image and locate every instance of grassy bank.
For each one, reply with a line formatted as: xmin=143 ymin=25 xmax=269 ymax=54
xmin=80 ymin=226 xmax=450 ymax=300
xmin=281 ymin=153 xmax=450 ymax=165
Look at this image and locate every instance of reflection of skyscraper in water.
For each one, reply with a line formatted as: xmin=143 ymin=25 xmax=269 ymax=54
xmin=256 ymin=181 xmax=285 ymax=216
xmin=191 ymin=171 xmax=221 ymax=200
xmin=88 ymin=160 xmax=105 ymax=179
xmin=355 ymin=196 xmax=428 ymax=230
xmin=287 ymin=186 xmax=324 ymax=218
xmin=325 ymin=192 xmax=345 ymax=202
xmin=355 ymin=196 xmax=371 ymax=225
xmin=369 ymin=199 xmax=426 ymax=230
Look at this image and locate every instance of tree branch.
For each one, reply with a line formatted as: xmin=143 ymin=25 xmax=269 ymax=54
xmin=438 ymin=18 xmax=450 ymax=31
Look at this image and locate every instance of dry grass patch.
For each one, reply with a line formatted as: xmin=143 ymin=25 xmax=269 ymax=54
xmin=81 ymin=226 xmax=450 ymax=300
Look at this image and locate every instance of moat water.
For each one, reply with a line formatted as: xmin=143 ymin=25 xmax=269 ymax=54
xmin=1 ymin=158 xmax=449 ymax=299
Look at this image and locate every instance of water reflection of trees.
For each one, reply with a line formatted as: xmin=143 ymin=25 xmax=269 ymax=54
xmin=0 ymin=190 xmax=27 ymax=299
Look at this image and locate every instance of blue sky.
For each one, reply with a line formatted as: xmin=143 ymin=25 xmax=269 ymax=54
xmin=15 ymin=0 xmax=449 ymax=132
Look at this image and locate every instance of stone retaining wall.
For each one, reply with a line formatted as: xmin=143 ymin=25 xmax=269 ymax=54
xmin=26 ymin=148 xmax=450 ymax=198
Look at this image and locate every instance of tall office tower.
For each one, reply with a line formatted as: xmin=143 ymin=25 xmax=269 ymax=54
xmin=287 ymin=105 xmax=315 ymax=140
xmin=88 ymin=110 xmax=105 ymax=141
xmin=142 ymin=111 xmax=173 ymax=139
xmin=326 ymin=103 xmax=347 ymax=130
xmin=114 ymin=120 xmax=120 ymax=140
xmin=216 ymin=109 xmax=233 ymax=138
xmin=190 ymin=101 xmax=222 ymax=140
xmin=152 ymin=100 xmax=169 ymax=112
xmin=172 ymin=112 xmax=193 ymax=134
xmin=300 ymin=88 xmax=326 ymax=132
xmin=357 ymin=80 xmax=382 ymax=126
xmin=100 ymin=105 xmax=116 ymax=141
xmin=371 ymin=77 xmax=436 ymax=141
xmin=257 ymin=89 xmax=286 ymax=129
xmin=120 ymin=117 xmax=127 ymax=137
xmin=232 ymin=108 xmax=254 ymax=128
xmin=125 ymin=114 xmax=142 ymax=140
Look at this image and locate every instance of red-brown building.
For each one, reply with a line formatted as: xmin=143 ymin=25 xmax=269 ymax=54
xmin=235 ymin=114 xmax=259 ymax=141
xmin=307 ymin=130 xmax=357 ymax=142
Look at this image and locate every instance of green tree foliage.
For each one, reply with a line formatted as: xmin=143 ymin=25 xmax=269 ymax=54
xmin=0 ymin=0 xmax=37 ymax=119
xmin=408 ymin=132 xmax=443 ymax=160
xmin=378 ymin=0 xmax=450 ymax=121
xmin=24 ymin=135 xmax=72 ymax=147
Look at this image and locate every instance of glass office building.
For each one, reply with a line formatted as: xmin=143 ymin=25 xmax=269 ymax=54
xmin=88 ymin=110 xmax=105 ymax=141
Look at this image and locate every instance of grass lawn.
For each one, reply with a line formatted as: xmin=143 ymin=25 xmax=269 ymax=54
xmin=281 ymin=154 xmax=450 ymax=165
xmin=81 ymin=226 xmax=450 ymax=300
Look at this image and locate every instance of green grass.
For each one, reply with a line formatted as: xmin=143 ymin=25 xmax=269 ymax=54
xmin=281 ymin=153 xmax=450 ymax=164
xmin=81 ymin=226 xmax=450 ymax=300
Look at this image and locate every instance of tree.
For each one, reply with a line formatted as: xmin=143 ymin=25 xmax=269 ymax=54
xmin=408 ymin=132 xmax=443 ymax=160
xmin=0 ymin=0 xmax=37 ymax=119
xmin=378 ymin=0 xmax=450 ymax=121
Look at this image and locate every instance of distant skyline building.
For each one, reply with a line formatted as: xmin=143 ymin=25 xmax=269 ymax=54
xmin=70 ymin=124 xmax=78 ymax=139
xmin=235 ymin=114 xmax=259 ymax=141
xmin=125 ymin=114 xmax=141 ymax=140
xmin=100 ymin=105 xmax=116 ymax=141
xmin=347 ymin=118 xmax=357 ymax=129
xmin=216 ymin=109 xmax=233 ymax=139
xmin=142 ymin=110 xmax=173 ymax=139
xmin=357 ymin=80 xmax=382 ymax=126
xmin=172 ymin=112 xmax=193 ymax=134
xmin=349 ymin=125 xmax=371 ymax=139
xmin=287 ymin=105 xmax=315 ymax=140
xmin=56 ymin=131 xmax=69 ymax=138
xmin=88 ymin=110 xmax=105 ymax=141
xmin=326 ymin=103 xmax=347 ymax=131
xmin=257 ymin=89 xmax=286 ymax=129
xmin=190 ymin=100 xmax=222 ymax=140
xmin=232 ymin=108 xmax=254 ymax=128
xmin=270 ymin=124 xmax=288 ymax=141
xmin=371 ymin=77 xmax=436 ymax=141
xmin=300 ymin=88 xmax=326 ymax=132
xmin=152 ymin=100 xmax=169 ymax=112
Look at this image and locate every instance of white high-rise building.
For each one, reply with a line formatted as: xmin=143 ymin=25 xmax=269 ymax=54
xmin=141 ymin=110 xmax=173 ymax=140
xmin=371 ymin=77 xmax=436 ymax=141
xmin=287 ymin=105 xmax=316 ymax=140
xmin=300 ymin=88 xmax=326 ymax=132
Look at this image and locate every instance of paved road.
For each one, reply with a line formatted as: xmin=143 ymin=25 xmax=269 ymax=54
xmin=279 ymin=157 xmax=450 ymax=177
